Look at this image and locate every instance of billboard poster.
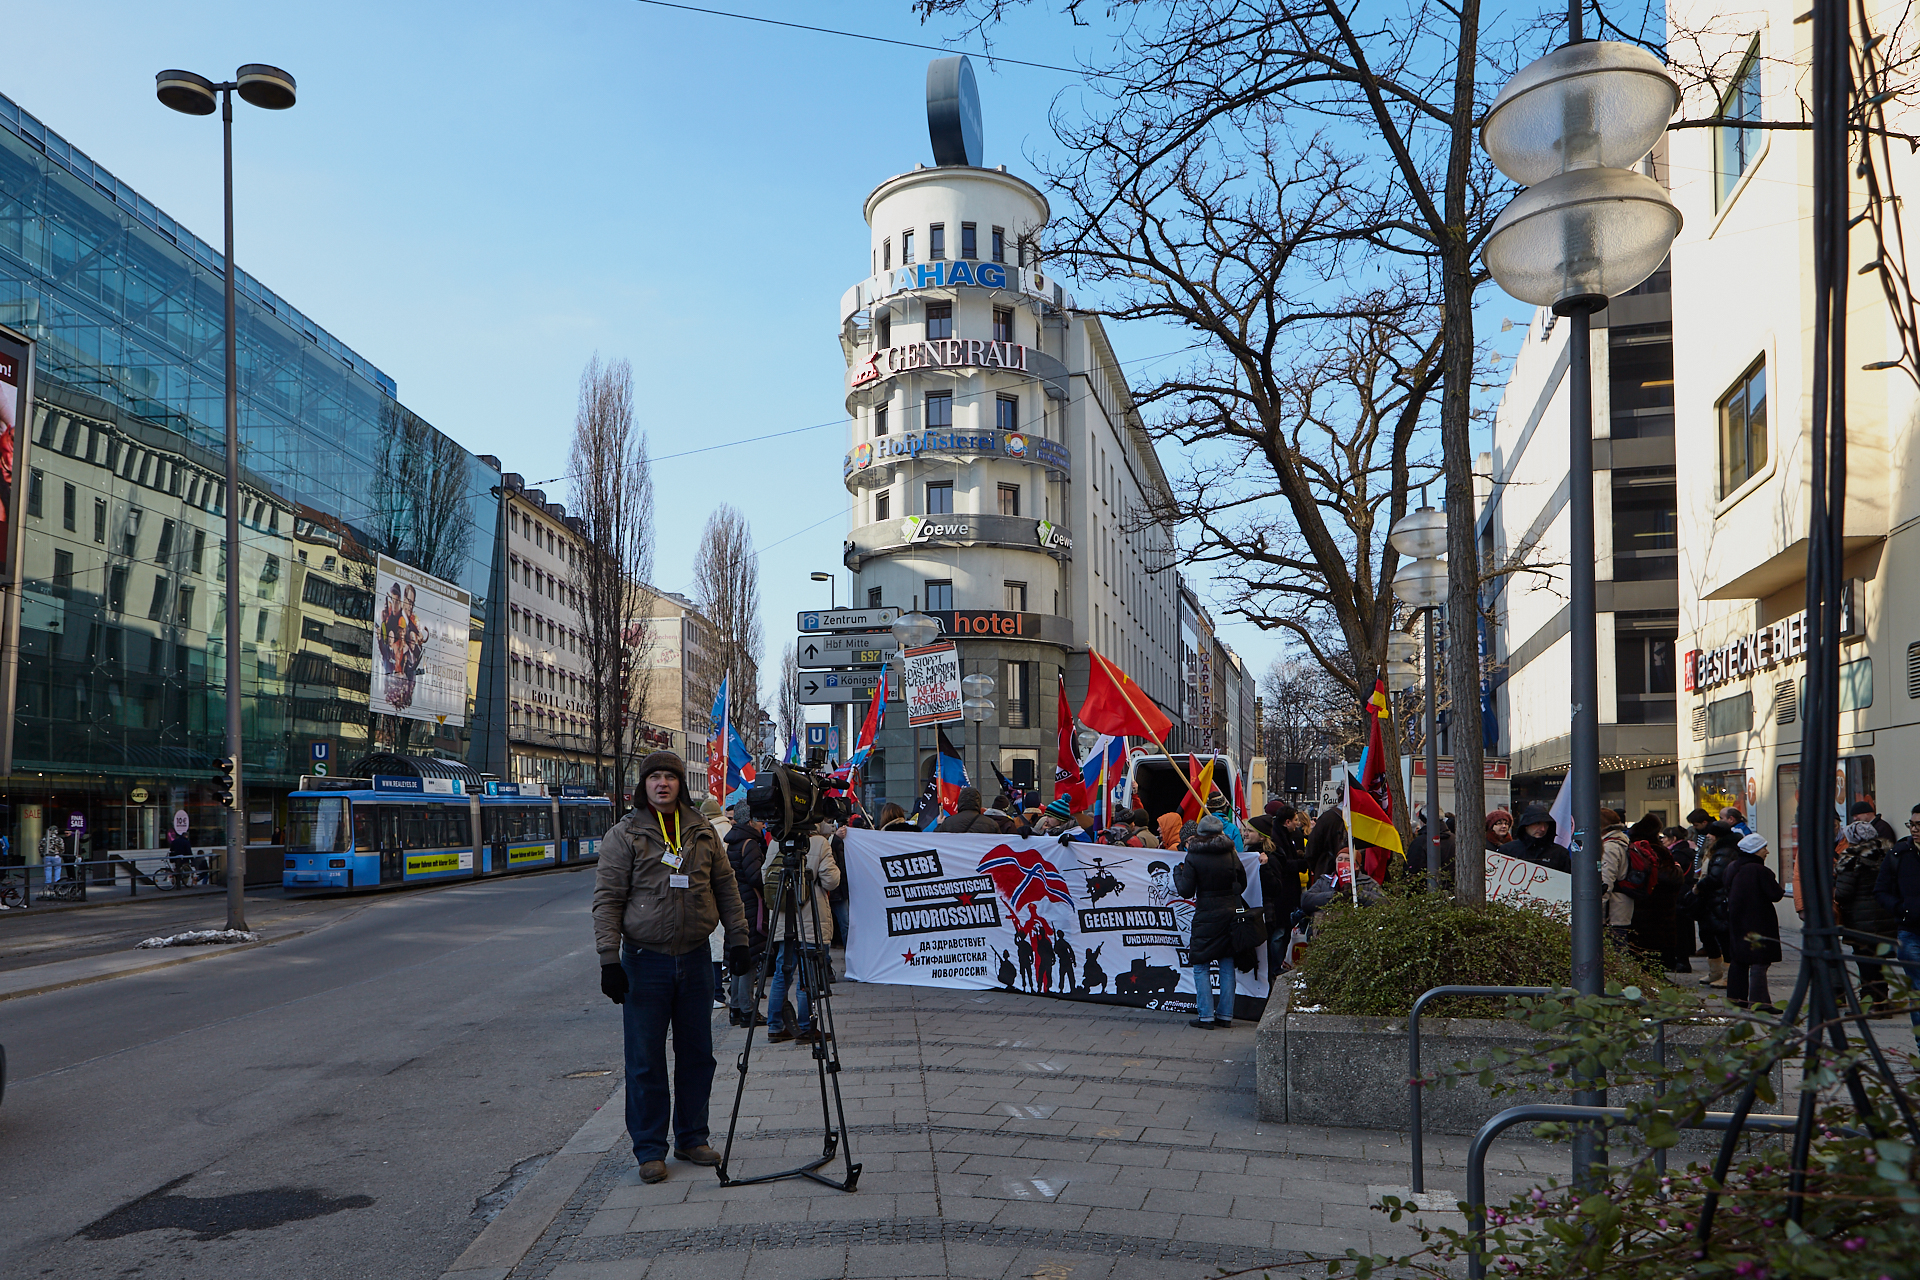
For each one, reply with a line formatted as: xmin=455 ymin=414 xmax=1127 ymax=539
xmin=844 ymin=830 xmax=1269 ymax=1019
xmin=372 ymin=555 xmax=471 ymax=727
xmin=0 ymin=327 xmax=31 ymax=585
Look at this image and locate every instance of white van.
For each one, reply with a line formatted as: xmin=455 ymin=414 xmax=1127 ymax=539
xmin=1120 ymin=752 xmax=1243 ymax=821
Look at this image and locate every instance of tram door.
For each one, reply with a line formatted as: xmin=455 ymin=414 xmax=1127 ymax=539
xmin=355 ymin=805 xmax=404 ymax=884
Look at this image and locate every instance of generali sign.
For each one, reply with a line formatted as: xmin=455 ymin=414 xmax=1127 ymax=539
xmin=849 ymin=339 xmax=1032 ymax=389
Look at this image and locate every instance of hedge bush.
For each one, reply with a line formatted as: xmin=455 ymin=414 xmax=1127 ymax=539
xmin=1293 ymin=885 xmax=1670 ymax=1017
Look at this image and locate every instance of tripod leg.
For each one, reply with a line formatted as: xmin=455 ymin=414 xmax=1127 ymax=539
xmin=800 ymin=864 xmax=862 ymax=1191
xmin=717 ymin=880 xmax=785 ymax=1181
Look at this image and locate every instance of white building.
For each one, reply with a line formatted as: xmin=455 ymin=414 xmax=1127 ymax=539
xmin=1668 ymin=0 xmax=1920 ymax=882
xmin=499 ymin=474 xmax=594 ymax=790
xmin=837 ymin=64 xmax=1182 ymax=803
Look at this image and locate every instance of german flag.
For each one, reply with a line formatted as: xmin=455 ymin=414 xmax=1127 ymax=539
xmin=1346 ymin=779 xmax=1404 ymax=854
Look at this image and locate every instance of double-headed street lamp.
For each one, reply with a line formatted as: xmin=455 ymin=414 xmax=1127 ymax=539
xmin=156 ymin=63 xmax=297 ymax=933
xmin=891 ymin=611 xmax=941 ymax=799
xmin=962 ymin=671 xmax=996 ymax=796
xmin=1390 ymin=507 xmax=1449 ymax=893
xmin=1479 ymin=6 xmax=1681 ymax=1186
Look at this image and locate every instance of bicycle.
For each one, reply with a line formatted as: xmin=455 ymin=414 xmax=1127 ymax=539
xmin=0 ymin=870 xmax=23 ymax=909
xmin=39 ymin=867 xmax=85 ymax=902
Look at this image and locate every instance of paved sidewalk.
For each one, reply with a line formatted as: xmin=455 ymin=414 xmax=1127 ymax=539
xmin=448 ymin=976 xmax=1565 ymax=1280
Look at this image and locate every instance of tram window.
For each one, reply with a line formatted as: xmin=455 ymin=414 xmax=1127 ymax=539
xmin=288 ymin=798 xmax=350 ymax=852
xmin=398 ymin=809 xmax=429 ymax=849
xmin=354 ymin=807 xmax=373 ymax=852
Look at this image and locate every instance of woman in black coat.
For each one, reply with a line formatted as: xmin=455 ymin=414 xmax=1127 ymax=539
xmin=1685 ymin=824 xmax=1742 ymax=989
xmin=1724 ymin=832 xmax=1784 ymax=1011
xmin=1305 ymin=808 xmax=1347 ymax=881
xmin=1174 ymin=815 xmax=1248 ymax=1030
xmin=1257 ymin=806 xmax=1309 ymax=973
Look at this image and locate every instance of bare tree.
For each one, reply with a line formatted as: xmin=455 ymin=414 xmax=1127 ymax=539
xmin=568 ymin=356 xmax=654 ymax=799
xmin=775 ymin=643 xmax=805 ymax=757
xmin=692 ymin=504 xmax=763 ymax=737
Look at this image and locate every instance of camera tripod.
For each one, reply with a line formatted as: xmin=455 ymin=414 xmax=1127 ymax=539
xmin=716 ymin=821 xmax=861 ymax=1191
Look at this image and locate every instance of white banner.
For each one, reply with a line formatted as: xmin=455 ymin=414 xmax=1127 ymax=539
xmin=844 ymin=830 xmax=1269 ymax=1017
xmin=1485 ymin=850 xmax=1572 ymax=912
xmin=373 ymin=554 xmax=471 ymax=726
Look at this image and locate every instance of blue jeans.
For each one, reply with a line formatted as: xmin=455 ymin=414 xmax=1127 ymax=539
xmin=1897 ymin=931 xmax=1920 ymax=1035
xmin=831 ymin=900 xmax=850 ymax=948
xmin=766 ymin=940 xmax=812 ymax=1034
xmin=620 ymin=946 xmax=716 ymax=1162
xmin=1192 ymin=960 xmax=1237 ymax=1021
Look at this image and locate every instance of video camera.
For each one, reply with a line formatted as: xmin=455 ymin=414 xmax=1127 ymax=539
xmin=744 ymin=749 xmax=851 ymax=841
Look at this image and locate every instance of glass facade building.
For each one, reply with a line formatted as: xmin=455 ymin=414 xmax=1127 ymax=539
xmin=0 ymin=91 xmax=503 ymax=859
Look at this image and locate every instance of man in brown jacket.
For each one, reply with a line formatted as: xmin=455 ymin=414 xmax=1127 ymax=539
xmin=593 ymin=751 xmax=749 ymax=1184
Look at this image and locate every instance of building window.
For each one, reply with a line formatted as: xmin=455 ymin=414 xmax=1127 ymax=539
xmin=925 ymin=302 xmax=953 ymax=340
xmin=877 ymin=310 xmax=891 ymax=348
xmin=94 ymin=498 xmax=106 ymax=544
xmin=961 ymin=223 xmax=977 ymax=259
xmin=26 ymin=469 xmax=41 ymax=518
xmin=1612 ymin=468 xmax=1676 ymax=581
xmin=156 ymin=518 xmax=176 ymax=565
xmin=178 ymin=585 xmax=195 ymax=627
xmin=926 ymin=390 xmax=952 ymax=429
xmin=930 ymin=223 xmax=946 ymax=260
xmin=868 ymin=586 xmax=883 ymax=609
xmin=902 ymin=229 xmax=915 ymax=264
xmin=62 ymin=483 xmax=75 ymax=532
xmin=1706 ymin=691 xmax=1753 ymax=738
xmin=926 ymin=482 xmax=953 ymax=514
xmin=1718 ymin=356 xmax=1768 ymax=496
xmin=1004 ymin=580 xmax=1027 ymax=611
xmin=108 ymin=565 xmax=127 ymax=613
xmin=883 ymin=237 xmax=891 ymax=270
xmin=991 ymin=226 xmax=1005 ymax=263
xmin=1714 ymin=38 xmax=1764 ymax=210
xmin=1615 ymin=631 xmax=1676 ymax=723
xmin=122 ymin=509 xmax=142 ymax=557
xmin=925 ymin=579 xmax=953 ymax=612
xmin=993 ymin=308 xmax=1013 ymax=342
xmin=52 ymin=549 xmax=72 ymax=599
xmin=999 ymin=484 xmax=1020 ymax=516
xmin=875 ymin=489 xmax=891 ymax=522
xmin=874 ymin=402 xmax=889 ymax=436
xmin=147 ymin=575 xmax=170 ymax=621
xmin=996 ymin=395 xmax=1018 ymax=431
xmin=1003 ymin=660 xmax=1031 ymax=728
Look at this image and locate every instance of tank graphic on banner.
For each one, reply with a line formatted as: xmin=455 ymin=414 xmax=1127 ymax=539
xmin=372 ymin=554 xmax=471 ymax=726
xmin=843 ymin=830 xmax=1269 ymax=1018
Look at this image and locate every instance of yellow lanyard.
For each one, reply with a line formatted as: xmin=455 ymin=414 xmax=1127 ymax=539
xmin=655 ymin=810 xmax=682 ymax=857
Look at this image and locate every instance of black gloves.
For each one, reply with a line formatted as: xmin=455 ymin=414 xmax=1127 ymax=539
xmin=727 ymin=945 xmax=753 ymax=976
xmin=601 ymin=963 xmax=628 ymax=1005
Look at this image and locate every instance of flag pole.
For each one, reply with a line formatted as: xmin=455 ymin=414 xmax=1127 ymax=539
xmin=1342 ymin=754 xmax=1359 ymax=907
xmin=1086 ymin=645 xmax=1212 ymax=816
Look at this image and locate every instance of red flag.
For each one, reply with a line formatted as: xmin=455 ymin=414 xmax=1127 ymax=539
xmin=1359 ymin=679 xmax=1393 ymax=816
xmin=1078 ymin=652 xmax=1172 ymax=744
xmin=1052 ymin=675 xmax=1089 ymax=809
xmin=1234 ymin=772 xmax=1248 ymax=821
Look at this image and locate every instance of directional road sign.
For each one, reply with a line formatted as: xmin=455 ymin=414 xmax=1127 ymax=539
xmin=798 ymin=607 xmax=900 ymax=633
xmin=797 ymin=639 xmax=893 ymax=669
xmin=798 ymin=669 xmax=901 ymax=705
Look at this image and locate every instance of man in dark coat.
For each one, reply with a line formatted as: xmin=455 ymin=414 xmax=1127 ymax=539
xmin=1497 ymin=803 xmax=1571 ymax=872
xmin=1174 ymin=815 xmax=1248 ymax=1029
xmin=1850 ymin=799 xmax=1899 ymax=843
xmin=1258 ymin=804 xmax=1309 ymax=973
xmin=721 ymin=806 xmax=768 ymax=1027
xmin=1837 ymin=819 xmax=1898 ymax=1007
xmin=1874 ymin=803 xmax=1920 ymax=1038
xmin=1723 ymin=832 xmax=1783 ymax=1011
xmin=938 ymin=787 xmax=1004 ymax=835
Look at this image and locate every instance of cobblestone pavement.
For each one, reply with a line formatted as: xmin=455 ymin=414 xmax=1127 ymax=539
xmin=501 ymin=975 xmax=1561 ymax=1280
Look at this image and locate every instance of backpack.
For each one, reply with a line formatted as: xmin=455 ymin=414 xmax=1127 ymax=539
xmin=1619 ymin=839 xmax=1663 ymax=899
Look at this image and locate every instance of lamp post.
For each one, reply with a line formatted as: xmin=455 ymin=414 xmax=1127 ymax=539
xmin=891 ymin=612 xmax=940 ymax=808
xmin=1479 ymin=6 xmax=1681 ymax=1187
xmin=156 ymin=64 xmax=297 ymax=933
xmin=810 ymin=571 xmax=836 ymax=611
xmin=962 ymin=671 xmax=995 ymax=794
xmin=1390 ymin=508 xmax=1449 ymax=894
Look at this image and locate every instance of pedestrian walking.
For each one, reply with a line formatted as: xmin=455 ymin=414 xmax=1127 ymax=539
xmin=1723 ymin=832 xmax=1783 ymax=1012
xmin=1873 ymin=804 xmax=1920 ymax=1038
xmin=592 ymin=751 xmax=750 ymax=1185
xmin=762 ymin=826 xmax=840 ymax=1046
xmin=1174 ymin=815 xmax=1248 ymax=1029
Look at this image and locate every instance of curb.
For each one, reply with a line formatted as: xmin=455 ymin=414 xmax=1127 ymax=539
xmin=441 ymin=1082 xmax=626 ymax=1280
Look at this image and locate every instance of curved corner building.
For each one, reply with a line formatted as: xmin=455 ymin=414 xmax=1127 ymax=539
xmin=837 ymin=73 xmax=1183 ymax=807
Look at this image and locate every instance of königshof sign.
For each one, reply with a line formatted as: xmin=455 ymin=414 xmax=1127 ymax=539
xmin=372 ymin=555 xmax=471 ymax=726
xmin=844 ymin=830 xmax=1271 ymax=1019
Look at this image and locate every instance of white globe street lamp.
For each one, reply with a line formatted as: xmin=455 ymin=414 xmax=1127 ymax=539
xmin=1388 ymin=508 xmax=1450 ymax=561
xmin=1392 ymin=558 xmax=1449 ymax=610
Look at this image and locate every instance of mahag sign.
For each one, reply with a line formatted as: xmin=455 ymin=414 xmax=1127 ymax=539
xmin=844 ymin=830 xmax=1269 ymax=1018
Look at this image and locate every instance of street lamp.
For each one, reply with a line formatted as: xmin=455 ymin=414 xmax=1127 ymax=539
xmin=810 ymin=571 xmax=836 ymax=611
xmin=891 ymin=611 xmax=941 ymax=799
xmin=1479 ymin=7 xmax=1681 ymax=1188
xmin=156 ymin=62 xmax=297 ymax=933
xmin=962 ymin=672 xmax=995 ymax=794
xmin=1390 ymin=509 xmax=1449 ymax=894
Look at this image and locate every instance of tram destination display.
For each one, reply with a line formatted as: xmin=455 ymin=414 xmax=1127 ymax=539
xmin=372 ymin=555 xmax=471 ymax=727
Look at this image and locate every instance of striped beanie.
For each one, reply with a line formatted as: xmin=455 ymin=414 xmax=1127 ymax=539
xmin=1044 ymin=795 xmax=1074 ymax=820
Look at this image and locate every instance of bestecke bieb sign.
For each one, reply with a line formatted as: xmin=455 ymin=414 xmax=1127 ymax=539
xmin=844 ymin=830 xmax=1270 ymax=1017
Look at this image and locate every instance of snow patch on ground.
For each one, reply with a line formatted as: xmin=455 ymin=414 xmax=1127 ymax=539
xmin=136 ymin=929 xmax=261 ymax=949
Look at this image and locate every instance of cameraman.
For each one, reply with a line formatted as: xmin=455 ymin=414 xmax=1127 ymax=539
xmin=593 ymin=751 xmax=750 ymax=1185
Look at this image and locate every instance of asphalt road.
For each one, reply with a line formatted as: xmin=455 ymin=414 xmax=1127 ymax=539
xmin=0 ymin=867 xmax=630 ymax=1278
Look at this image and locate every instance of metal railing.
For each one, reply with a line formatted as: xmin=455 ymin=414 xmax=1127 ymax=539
xmin=1408 ymin=985 xmax=1561 ymax=1193
xmin=0 ymin=851 xmax=226 ymax=906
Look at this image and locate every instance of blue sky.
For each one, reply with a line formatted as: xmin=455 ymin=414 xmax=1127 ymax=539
xmin=4 ymin=0 xmax=1525 ymax=721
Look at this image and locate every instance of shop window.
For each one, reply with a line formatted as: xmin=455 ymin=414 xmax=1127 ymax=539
xmin=1714 ymin=38 xmax=1764 ymax=210
xmin=925 ymin=579 xmax=953 ymax=611
xmin=926 ymin=390 xmax=952 ymax=429
xmin=999 ymin=484 xmax=1020 ymax=516
xmin=926 ymin=482 xmax=953 ymax=514
xmin=1694 ymin=768 xmax=1750 ymax=823
xmin=1706 ymin=691 xmax=1751 ymax=737
xmin=961 ymin=223 xmax=977 ymax=259
xmin=1718 ymin=356 xmax=1767 ymax=496
xmin=996 ymin=395 xmax=1018 ymax=431
xmin=930 ymin=223 xmax=946 ymax=260
xmin=926 ymin=302 xmax=953 ymax=340
xmin=993 ymin=308 xmax=1014 ymax=342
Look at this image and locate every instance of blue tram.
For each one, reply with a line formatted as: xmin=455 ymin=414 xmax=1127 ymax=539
xmin=283 ymin=776 xmax=616 ymax=892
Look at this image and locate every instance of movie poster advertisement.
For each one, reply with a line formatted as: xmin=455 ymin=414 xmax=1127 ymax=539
xmin=0 ymin=328 xmax=30 ymax=584
xmin=372 ymin=555 xmax=471 ymax=727
xmin=843 ymin=830 xmax=1269 ymax=1018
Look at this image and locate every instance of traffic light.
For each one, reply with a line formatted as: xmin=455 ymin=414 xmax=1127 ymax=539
xmin=216 ymin=757 xmax=237 ymax=809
